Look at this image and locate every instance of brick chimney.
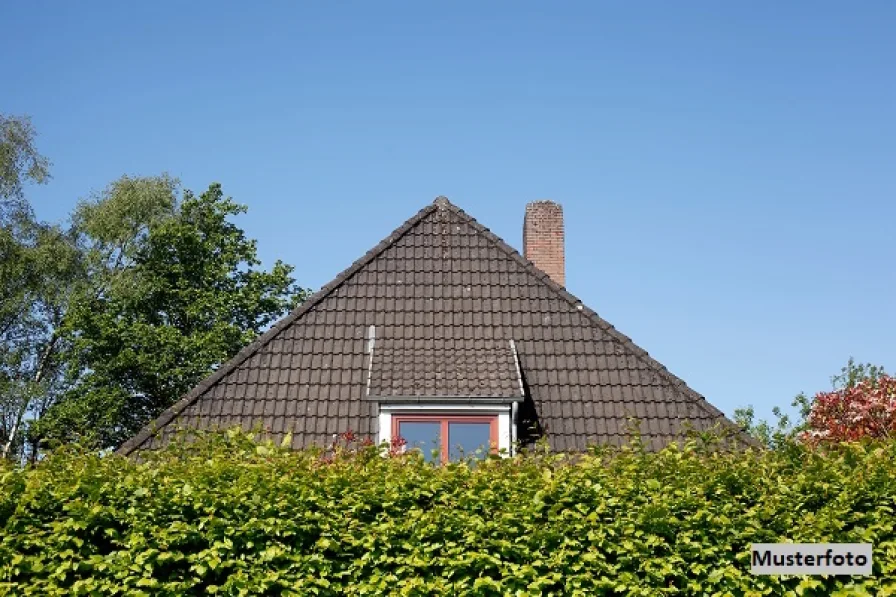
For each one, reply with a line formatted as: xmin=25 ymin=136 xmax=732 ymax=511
xmin=523 ymin=200 xmax=565 ymax=286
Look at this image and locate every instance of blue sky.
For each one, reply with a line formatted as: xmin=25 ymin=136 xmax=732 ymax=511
xmin=4 ymin=1 xmax=894 ymax=424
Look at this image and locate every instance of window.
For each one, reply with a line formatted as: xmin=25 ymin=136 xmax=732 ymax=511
xmin=378 ymin=404 xmax=514 ymax=461
xmin=392 ymin=414 xmax=498 ymax=463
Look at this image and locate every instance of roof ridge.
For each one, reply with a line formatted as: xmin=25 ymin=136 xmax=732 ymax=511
xmin=117 ymin=201 xmax=442 ymax=455
xmin=436 ymin=201 xmax=754 ymax=444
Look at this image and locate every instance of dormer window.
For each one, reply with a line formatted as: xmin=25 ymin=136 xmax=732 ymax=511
xmin=366 ymin=337 xmax=524 ymax=463
xmin=393 ymin=414 xmax=498 ymax=463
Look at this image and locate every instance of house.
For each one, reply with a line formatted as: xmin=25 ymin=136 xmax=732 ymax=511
xmin=117 ymin=197 xmax=749 ymax=460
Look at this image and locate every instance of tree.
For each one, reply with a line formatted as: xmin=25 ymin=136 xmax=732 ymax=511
xmin=0 ymin=114 xmax=51 ymax=219
xmin=36 ymin=177 xmax=308 ymax=449
xmin=0 ymin=114 xmax=74 ymax=461
xmin=0 ymin=219 xmax=82 ymax=460
xmin=736 ymin=357 xmax=890 ymax=448
xmin=830 ymin=358 xmax=888 ymax=392
xmin=1 ymin=118 xmax=306 ymax=457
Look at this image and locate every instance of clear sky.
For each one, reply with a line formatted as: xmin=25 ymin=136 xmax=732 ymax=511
xmin=4 ymin=1 xmax=894 ymax=424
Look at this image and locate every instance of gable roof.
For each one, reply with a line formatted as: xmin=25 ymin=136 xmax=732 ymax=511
xmin=118 ymin=197 xmax=752 ymax=455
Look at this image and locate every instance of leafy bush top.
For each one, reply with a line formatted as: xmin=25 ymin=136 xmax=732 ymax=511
xmin=1 ymin=430 xmax=895 ymax=596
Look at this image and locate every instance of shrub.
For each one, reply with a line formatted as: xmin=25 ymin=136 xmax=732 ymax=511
xmin=1 ymin=430 xmax=895 ymax=596
xmin=736 ymin=358 xmax=891 ymax=449
xmin=804 ymin=376 xmax=896 ymax=444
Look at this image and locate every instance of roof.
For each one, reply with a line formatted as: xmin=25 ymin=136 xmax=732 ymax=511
xmin=366 ymin=339 xmax=525 ymax=400
xmin=118 ymin=197 xmax=753 ymax=455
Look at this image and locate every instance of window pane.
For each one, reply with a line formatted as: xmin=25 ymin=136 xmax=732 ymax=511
xmin=398 ymin=421 xmax=441 ymax=462
xmin=448 ymin=422 xmax=492 ymax=462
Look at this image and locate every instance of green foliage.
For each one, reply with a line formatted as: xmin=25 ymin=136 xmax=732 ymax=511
xmin=831 ymin=358 xmax=888 ymax=392
xmin=0 ymin=113 xmax=51 ymax=215
xmin=737 ymin=357 xmax=889 ymax=449
xmin=1 ymin=172 xmax=307 ymax=458
xmin=35 ymin=178 xmax=308 ymax=449
xmin=2 ymin=431 xmax=895 ymax=595
xmin=733 ymin=405 xmax=792 ymax=449
xmin=0 ymin=112 xmax=66 ymax=461
xmin=1 ymin=215 xmax=83 ymax=460
xmin=70 ymin=174 xmax=178 ymax=253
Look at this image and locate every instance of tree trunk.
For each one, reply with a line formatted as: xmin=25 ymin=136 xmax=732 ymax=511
xmin=1 ymin=333 xmax=57 ymax=460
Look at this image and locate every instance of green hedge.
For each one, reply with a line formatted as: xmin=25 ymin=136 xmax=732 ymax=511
xmin=1 ymin=431 xmax=895 ymax=596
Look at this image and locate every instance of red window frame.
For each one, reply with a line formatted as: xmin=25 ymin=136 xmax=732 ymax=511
xmin=392 ymin=414 xmax=498 ymax=463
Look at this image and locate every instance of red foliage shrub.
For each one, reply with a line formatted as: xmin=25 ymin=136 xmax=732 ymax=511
xmin=803 ymin=375 xmax=896 ymax=443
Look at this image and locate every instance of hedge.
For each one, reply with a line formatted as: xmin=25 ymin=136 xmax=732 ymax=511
xmin=1 ymin=430 xmax=895 ymax=596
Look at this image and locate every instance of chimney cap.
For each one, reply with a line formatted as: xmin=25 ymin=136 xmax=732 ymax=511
xmin=526 ymin=199 xmax=562 ymax=209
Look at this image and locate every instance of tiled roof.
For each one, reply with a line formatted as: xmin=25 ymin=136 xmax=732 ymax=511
xmin=118 ymin=197 xmax=753 ymax=455
xmin=367 ymin=340 xmax=524 ymax=399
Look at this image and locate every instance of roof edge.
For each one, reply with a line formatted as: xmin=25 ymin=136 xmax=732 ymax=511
xmin=436 ymin=201 xmax=759 ymax=448
xmin=116 ymin=201 xmax=441 ymax=455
